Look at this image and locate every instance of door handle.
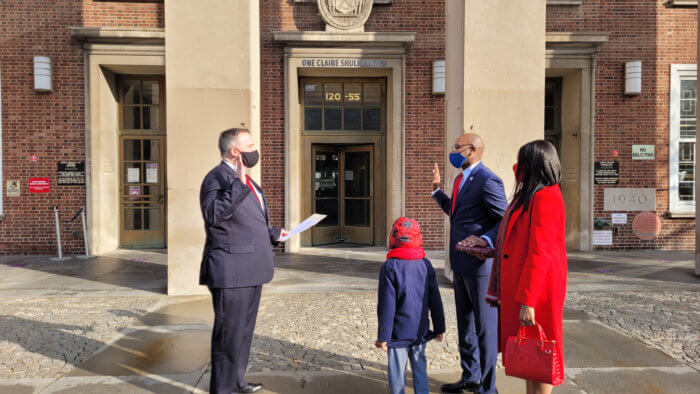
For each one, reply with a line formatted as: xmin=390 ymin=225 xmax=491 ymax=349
xmin=157 ymin=193 xmax=165 ymax=205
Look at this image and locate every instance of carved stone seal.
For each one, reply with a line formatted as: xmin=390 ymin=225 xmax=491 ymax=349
xmin=317 ymin=0 xmax=373 ymax=31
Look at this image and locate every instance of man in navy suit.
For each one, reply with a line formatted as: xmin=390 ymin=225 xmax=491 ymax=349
xmin=432 ymin=132 xmax=508 ymax=393
xmin=200 ymin=128 xmax=289 ymax=394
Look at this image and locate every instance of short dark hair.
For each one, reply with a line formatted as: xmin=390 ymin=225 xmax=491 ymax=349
xmin=512 ymin=140 xmax=562 ymax=211
xmin=218 ymin=128 xmax=249 ymax=155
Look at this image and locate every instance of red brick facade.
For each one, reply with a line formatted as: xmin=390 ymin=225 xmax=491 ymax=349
xmin=547 ymin=1 xmax=697 ymax=249
xmin=260 ymin=0 xmax=447 ymax=249
xmin=0 ymin=1 xmax=696 ymax=254
xmin=0 ymin=1 xmax=163 ymax=254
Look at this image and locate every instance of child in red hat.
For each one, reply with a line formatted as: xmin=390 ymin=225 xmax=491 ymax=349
xmin=376 ymin=217 xmax=446 ymax=394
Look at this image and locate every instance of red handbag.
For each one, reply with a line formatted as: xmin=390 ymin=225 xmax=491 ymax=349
xmin=505 ymin=324 xmax=564 ymax=385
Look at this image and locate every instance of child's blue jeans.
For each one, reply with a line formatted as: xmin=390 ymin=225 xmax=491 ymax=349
xmin=387 ymin=342 xmax=429 ymax=394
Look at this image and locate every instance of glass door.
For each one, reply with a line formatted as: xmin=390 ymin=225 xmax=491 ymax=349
xmin=311 ymin=144 xmax=373 ymax=245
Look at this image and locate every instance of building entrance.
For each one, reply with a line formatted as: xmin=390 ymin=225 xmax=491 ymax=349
xmin=312 ymin=144 xmax=374 ymax=245
xmin=117 ymin=76 xmax=167 ymax=249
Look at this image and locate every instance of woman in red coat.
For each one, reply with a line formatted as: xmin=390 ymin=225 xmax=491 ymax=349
xmin=463 ymin=140 xmax=567 ymax=394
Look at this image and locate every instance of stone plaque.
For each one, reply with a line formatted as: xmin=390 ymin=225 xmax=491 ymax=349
xmin=604 ymin=188 xmax=656 ymax=211
xmin=318 ymin=0 xmax=373 ymax=31
xmin=594 ymin=161 xmax=619 ymax=185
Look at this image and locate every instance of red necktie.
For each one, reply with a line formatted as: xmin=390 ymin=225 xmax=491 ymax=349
xmin=245 ymin=175 xmax=263 ymax=208
xmin=451 ymin=174 xmax=463 ymax=214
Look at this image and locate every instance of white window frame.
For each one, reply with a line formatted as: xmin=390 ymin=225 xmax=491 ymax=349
xmin=669 ymin=64 xmax=697 ymax=215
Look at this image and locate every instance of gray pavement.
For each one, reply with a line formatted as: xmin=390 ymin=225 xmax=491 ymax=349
xmin=0 ymin=248 xmax=697 ymax=393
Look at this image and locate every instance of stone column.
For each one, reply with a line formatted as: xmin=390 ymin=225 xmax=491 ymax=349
xmin=444 ymin=0 xmax=545 ymax=277
xmin=165 ymin=0 xmax=260 ymax=295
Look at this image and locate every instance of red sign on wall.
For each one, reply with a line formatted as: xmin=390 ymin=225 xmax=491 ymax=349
xmin=29 ymin=178 xmax=50 ymax=193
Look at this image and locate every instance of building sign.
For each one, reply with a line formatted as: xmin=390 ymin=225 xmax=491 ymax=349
xmin=592 ymin=230 xmax=613 ymax=246
xmin=611 ymin=213 xmax=628 ymax=224
xmin=594 ymin=161 xmax=619 ymax=185
xmin=28 ymin=178 xmax=50 ymax=193
xmin=57 ymin=161 xmax=85 ymax=185
xmin=604 ymin=188 xmax=656 ymax=211
xmin=632 ymin=145 xmax=655 ymax=160
xmin=633 ymin=212 xmax=662 ymax=240
xmin=301 ymin=58 xmax=389 ymax=68
xmin=6 ymin=180 xmax=20 ymax=197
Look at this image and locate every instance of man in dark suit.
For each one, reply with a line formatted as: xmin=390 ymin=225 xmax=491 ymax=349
xmin=431 ymin=132 xmax=508 ymax=394
xmin=200 ymin=128 xmax=289 ymax=394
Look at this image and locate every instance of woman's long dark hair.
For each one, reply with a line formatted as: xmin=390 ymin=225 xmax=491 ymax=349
xmin=512 ymin=140 xmax=562 ymax=211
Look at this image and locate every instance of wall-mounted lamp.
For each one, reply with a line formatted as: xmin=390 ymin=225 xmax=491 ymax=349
xmin=34 ymin=56 xmax=53 ymax=92
xmin=624 ymin=61 xmax=642 ymax=96
xmin=432 ymin=60 xmax=445 ymax=95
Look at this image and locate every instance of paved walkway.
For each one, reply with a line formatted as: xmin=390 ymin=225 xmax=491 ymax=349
xmin=0 ymin=248 xmax=698 ymax=393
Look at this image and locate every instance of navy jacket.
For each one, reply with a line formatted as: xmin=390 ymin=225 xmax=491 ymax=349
xmin=199 ymin=161 xmax=282 ymax=288
xmin=377 ymin=257 xmax=446 ymax=348
xmin=433 ymin=162 xmax=508 ymax=277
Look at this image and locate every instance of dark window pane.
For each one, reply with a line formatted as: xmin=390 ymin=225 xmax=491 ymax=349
xmin=363 ymin=107 xmax=380 ymax=131
xmin=123 ymin=80 xmax=141 ymax=105
xmin=344 ymin=83 xmax=362 ymax=106
xmin=143 ymin=107 xmax=160 ymax=130
xmin=144 ymin=208 xmax=161 ymax=230
xmin=315 ymin=198 xmax=339 ymax=226
xmin=304 ymin=82 xmax=323 ymax=106
xmin=124 ymin=209 xmax=142 ymax=230
xmin=364 ymin=83 xmax=380 ymax=106
xmin=124 ymin=106 xmax=141 ymax=129
xmin=315 ymin=151 xmax=338 ymax=198
xmin=325 ymin=107 xmax=342 ymax=130
xmin=679 ymin=183 xmax=694 ymax=201
xmin=305 ymin=108 xmax=323 ymax=130
xmin=545 ymin=82 xmax=555 ymax=106
xmin=143 ymin=139 xmax=160 ymax=161
xmin=123 ymin=139 xmax=142 ymax=161
xmin=345 ymin=199 xmax=370 ymax=227
xmin=142 ymin=82 xmax=160 ymax=105
xmin=545 ymin=108 xmax=554 ymax=131
xmin=344 ymin=151 xmax=370 ymax=197
xmin=325 ymin=83 xmax=342 ymax=104
xmin=344 ymin=108 xmax=362 ymax=130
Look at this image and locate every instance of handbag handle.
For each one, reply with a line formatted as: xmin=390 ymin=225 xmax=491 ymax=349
xmin=515 ymin=323 xmax=548 ymax=351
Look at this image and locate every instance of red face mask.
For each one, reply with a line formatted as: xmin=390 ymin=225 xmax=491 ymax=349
xmin=513 ymin=163 xmax=524 ymax=182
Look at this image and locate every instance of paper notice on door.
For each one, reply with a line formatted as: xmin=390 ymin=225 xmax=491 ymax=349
xmin=146 ymin=163 xmax=158 ymax=183
xmin=127 ymin=167 xmax=140 ymax=183
xmin=279 ymin=213 xmax=327 ymax=242
xmin=345 ymin=170 xmax=354 ymax=181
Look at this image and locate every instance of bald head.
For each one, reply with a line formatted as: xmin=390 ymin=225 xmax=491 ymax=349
xmin=453 ymin=132 xmax=485 ymax=167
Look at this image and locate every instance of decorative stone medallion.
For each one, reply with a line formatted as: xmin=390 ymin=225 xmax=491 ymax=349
xmin=318 ymin=0 xmax=373 ymax=31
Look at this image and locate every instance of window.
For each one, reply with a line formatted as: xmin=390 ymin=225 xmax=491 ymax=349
xmin=119 ymin=78 xmax=163 ymax=132
xmin=670 ymin=64 xmax=697 ymax=215
xmin=302 ymin=80 xmax=384 ymax=133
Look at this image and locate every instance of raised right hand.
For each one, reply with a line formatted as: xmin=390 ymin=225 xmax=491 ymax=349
xmin=432 ymin=163 xmax=441 ymax=190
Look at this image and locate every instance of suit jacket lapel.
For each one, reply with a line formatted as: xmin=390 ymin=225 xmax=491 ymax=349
xmin=453 ymin=163 xmax=482 ymax=213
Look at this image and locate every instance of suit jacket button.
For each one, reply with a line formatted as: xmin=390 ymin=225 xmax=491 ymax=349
xmin=503 ymin=254 xmax=509 ymax=258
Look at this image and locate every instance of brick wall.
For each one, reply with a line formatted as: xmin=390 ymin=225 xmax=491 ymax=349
xmin=0 ymin=1 xmax=164 ymax=254
xmin=260 ymin=0 xmax=446 ymax=249
xmin=547 ymin=1 xmax=697 ymax=250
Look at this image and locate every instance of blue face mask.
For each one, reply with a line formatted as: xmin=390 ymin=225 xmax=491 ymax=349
xmin=449 ymin=152 xmax=466 ymax=169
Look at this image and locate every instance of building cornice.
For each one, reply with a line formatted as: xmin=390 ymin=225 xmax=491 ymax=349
xmin=69 ymin=27 xmax=165 ymax=45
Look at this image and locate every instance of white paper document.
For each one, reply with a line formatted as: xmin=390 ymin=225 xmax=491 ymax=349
xmin=279 ymin=213 xmax=327 ymax=241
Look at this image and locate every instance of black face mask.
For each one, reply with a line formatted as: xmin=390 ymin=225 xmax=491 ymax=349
xmin=240 ymin=149 xmax=259 ymax=168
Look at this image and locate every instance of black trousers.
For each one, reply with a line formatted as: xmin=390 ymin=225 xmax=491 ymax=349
xmin=209 ymin=285 xmax=262 ymax=394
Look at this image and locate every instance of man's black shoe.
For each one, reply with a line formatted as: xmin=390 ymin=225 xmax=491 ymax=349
xmin=238 ymin=383 xmax=263 ymax=393
xmin=441 ymin=380 xmax=481 ymax=393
